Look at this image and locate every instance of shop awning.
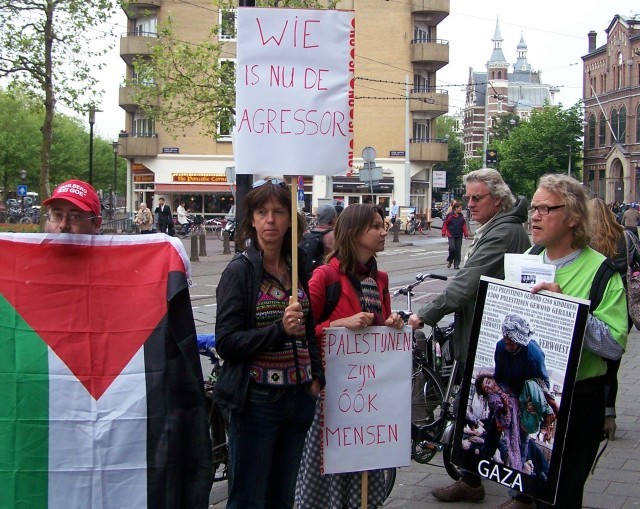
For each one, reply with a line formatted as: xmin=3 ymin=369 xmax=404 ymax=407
xmin=155 ymin=184 xmax=232 ymax=193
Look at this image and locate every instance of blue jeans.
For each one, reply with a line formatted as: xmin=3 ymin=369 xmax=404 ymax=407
xmin=226 ymin=383 xmax=317 ymax=509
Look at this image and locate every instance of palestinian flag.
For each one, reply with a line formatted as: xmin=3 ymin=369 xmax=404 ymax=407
xmin=0 ymin=233 xmax=211 ymax=508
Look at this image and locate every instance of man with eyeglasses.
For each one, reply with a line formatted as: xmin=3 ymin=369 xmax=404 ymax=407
xmin=408 ymin=168 xmax=530 ymax=505
xmin=43 ymin=179 xmax=102 ymax=235
xmin=499 ymin=174 xmax=627 ymax=509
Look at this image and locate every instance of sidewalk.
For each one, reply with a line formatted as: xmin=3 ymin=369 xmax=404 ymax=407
xmin=181 ymin=234 xmax=640 ymax=509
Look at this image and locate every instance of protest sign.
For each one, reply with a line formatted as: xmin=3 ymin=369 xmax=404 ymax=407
xmin=235 ymin=7 xmax=354 ymax=175
xmin=452 ymin=277 xmax=590 ymax=504
xmin=321 ymin=326 xmax=412 ymax=474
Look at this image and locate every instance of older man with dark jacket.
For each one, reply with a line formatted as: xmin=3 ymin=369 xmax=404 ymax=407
xmin=409 ymin=167 xmax=531 ymax=504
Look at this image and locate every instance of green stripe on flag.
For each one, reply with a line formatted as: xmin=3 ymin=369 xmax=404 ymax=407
xmin=0 ymin=295 xmax=49 ymax=507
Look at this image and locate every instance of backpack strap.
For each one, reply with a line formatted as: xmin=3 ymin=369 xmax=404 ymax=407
xmin=529 ymin=244 xmax=545 ymax=255
xmin=315 ymin=264 xmax=342 ymax=323
xmin=589 ymin=258 xmax=617 ymax=313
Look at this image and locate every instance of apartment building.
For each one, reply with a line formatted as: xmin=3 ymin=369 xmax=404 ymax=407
xmin=462 ymin=19 xmax=555 ymax=168
xmin=582 ymin=14 xmax=640 ymax=203
xmin=119 ymin=0 xmax=449 ymax=217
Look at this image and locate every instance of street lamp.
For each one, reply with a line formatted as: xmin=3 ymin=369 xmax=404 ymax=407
xmin=112 ymin=141 xmax=119 ymax=217
xmin=88 ymin=106 xmax=101 ymax=185
xmin=19 ymin=169 xmax=26 ymax=213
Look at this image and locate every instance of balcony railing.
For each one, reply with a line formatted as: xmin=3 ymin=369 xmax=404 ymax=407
xmin=117 ymin=134 xmax=159 ymax=157
xmin=409 ymin=138 xmax=448 ymax=163
xmin=120 ymin=32 xmax=157 ymax=65
xmin=410 ymin=39 xmax=449 ymax=71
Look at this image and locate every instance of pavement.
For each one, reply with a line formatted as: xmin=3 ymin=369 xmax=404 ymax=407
xmin=178 ymin=233 xmax=640 ymax=509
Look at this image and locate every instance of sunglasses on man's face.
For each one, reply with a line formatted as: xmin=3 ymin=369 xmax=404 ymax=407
xmin=251 ymin=178 xmax=287 ymax=189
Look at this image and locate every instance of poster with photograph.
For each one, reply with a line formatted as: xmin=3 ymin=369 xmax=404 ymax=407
xmin=451 ymin=277 xmax=590 ymax=504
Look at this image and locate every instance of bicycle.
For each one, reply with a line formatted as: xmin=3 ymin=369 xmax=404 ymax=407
xmin=393 ymin=272 xmax=462 ymax=480
xmin=197 ymin=334 xmax=230 ymax=483
xmin=414 ymin=217 xmax=431 ymax=235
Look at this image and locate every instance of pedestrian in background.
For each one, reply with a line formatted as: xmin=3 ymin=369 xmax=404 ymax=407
xmin=214 ymin=177 xmax=324 ymax=509
xmin=134 ymin=202 xmax=153 ymax=234
xmin=622 ymin=202 xmax=640 ymax=237
xmin=295 ymin=203 xmax=404 ymax=509
xmin=176 ymin=201 xmax=191 ymax=237
xmin=442 ymin=200 xmax=470 ymax=269
xmin=155 ymin=197 xmax=174 ymax=235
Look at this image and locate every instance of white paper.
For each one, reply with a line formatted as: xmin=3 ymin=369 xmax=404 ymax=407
xmin=504 ymin=253 xmax=556 ymax=289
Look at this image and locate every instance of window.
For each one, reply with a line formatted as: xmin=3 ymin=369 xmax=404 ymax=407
xmin=132 ymin=112 xmax=155 ymax=137
xmin=133 ymin=16 xmax=157 ymax=36
xmin=219 ymin=9 xmax=237 ymax=41
xmin=218 ymin=59 xmax=236 ymax=138
xmin=618 ymin=53 xmax=623 ymax=89
xmin=611 ymin=109 xmax=618 ymax=143
xmin=619 ymin=105 xmax=627 ymax=143
xmin=599 ymin=113 xmax=606 ymax=146
xmin=413 ymin=121 xmax=430 ymax=141
xmin=588 ymin=114 xmax=596 ymax=149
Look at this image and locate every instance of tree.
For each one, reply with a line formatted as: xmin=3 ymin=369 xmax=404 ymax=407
xmin=0 ymin=87 xmax=125 ymax=205
xmin=130 ymin=0 xmax=338 ymax=139
xmin=490 ymin=103 xmax=584 ymax=198
xmin=0 ymin=0 xmax=117 ymax=224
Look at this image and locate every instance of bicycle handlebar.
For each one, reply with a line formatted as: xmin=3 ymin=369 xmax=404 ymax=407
xmin=416 ymin=272 xmax=448 ymax=282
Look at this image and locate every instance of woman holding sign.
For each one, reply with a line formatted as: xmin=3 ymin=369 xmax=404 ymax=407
xmin=214 ymin=178 xmax=324 ymax=509
xmin=295 ymin=203 xmax=404 ymax=509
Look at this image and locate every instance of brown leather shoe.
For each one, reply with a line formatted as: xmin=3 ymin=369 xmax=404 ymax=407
xmin=431 ymin=479 xmax=485 ymax=502
xmin=495 ymin=498 xmax=536 ymax=508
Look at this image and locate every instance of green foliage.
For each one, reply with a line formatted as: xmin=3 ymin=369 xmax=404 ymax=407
xmin=130 ymin=0 xmax=338 ymax=139
xmin=0 ymin=88 xmax=125 ymax=198
xmin=490 ymin=103 xmax=584 ymax=198
xmin=0 ymin=0 xmax=117 ymax=213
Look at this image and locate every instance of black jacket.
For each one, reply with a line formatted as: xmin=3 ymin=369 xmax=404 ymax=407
xmin=214 ymin=244 xmax=325 ymax=412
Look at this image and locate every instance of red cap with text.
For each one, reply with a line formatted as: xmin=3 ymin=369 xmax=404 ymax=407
xmin=43 ymin=180 xmax=101 ymax=217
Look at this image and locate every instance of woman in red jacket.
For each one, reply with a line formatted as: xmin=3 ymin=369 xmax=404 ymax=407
xmin=296 ymin=203 xmax=404 ymax=509
xmin=442 ymin=200 xmax=470 ymax=269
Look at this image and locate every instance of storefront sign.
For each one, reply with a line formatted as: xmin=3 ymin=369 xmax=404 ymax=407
xmin=235 ymin=8 xmax=354 ymax=175
xmin=432 ymin=170 xmax=447 ymax=188
xmin=133 ymin=175 xmax=154 ymax=183
xmin=172 ymin=174 xmax=227 ymax=183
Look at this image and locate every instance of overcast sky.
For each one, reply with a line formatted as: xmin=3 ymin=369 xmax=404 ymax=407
xmin=89 ymin=1 xmax=638 ymax=141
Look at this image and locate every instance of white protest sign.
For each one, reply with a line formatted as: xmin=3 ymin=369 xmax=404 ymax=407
xmin=322 ymin=326 xmax=412 ymax=474
xmin=235 ymin=8 xmax=354 ymax=175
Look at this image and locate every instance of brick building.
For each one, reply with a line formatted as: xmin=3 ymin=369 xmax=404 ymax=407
xmin=582 ymin=14 xmax=640 ymax=204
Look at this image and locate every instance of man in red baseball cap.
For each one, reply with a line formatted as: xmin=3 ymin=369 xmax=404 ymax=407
xmin=43 ymin=179 xmax=102 ymax=234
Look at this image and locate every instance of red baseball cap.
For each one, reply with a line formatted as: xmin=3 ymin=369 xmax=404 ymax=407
xmin=43 ymin=180 xmax=101 ymax=217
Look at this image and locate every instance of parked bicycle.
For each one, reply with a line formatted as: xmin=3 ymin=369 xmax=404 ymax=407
xmin=393 ymin=272 xmax=462 ymax=480
xmin=197 ymin=334 xmax=230 ymax=483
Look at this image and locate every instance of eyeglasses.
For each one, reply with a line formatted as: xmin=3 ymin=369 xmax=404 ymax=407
xmin=252 ymin=178 xmax=287 ymax=189
xmin=528 ymin=204 xmax=565 ymax=216
xmin=46 ymin=211 xmax=98 ymax=225
xmin=462 ymin=193 xmax=489 ymax=203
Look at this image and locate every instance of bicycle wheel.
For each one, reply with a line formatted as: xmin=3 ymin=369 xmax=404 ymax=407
xmin=441 ymin=422 xmax=462 ymax=481
xmin=411 ymin=364 xmax=445 ymax=464
xmin=206 ymin=386 xmax=230 ymax=482
xmin=382 ymin=467 xmax=396 ymax=501
xmin=420 ymin=221 xmax=431 ymax=235
xmin=406 ymin=221 xmax=416 ymax=235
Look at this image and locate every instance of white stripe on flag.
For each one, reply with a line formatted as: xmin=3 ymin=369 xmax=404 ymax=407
xmin=49 ymin=346 xmax=148 ymax=508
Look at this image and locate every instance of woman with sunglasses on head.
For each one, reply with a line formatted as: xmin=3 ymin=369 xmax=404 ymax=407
xmin=295 ymin=203 xmax=404 ymax=509
xmin=214 ymin=178 xmax=324 ymax=509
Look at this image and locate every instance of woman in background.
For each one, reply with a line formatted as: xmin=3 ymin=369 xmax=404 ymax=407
xmin=295 ymin=203 xmax=404 ymax=509
xmin=588 ymin=197 xmax=636 ymax=441
xmin=442 ymin=200 xmax=470 ymax=269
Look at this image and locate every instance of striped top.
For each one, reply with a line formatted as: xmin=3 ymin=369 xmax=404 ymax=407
xmin=250 ymin=274 xmax=313 ymax=386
